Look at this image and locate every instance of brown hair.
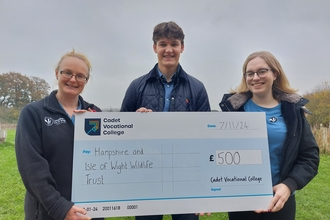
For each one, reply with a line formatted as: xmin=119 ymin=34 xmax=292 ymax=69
xmin=153 ymin=21 xmax=185 ymax=45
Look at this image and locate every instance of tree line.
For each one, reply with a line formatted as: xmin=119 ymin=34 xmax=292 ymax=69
xmin=1 ymin=71 xmax=329 ymax=127
xmin=0 ymin=72 xmax=50 ymax=123
xmin=304 ymin=81 xmax=330 ymax=128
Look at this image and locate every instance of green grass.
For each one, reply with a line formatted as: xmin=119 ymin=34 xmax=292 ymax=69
xmin=1 ymin=130 xmax=329 ymax=220
xmin=295 ymin=154 xmax=330 ymax=220
xmin=0 ymin=130 xmax=25 ymax=219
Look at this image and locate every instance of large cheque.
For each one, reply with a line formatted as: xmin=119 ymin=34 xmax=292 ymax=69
xmin=72 ymin=112 xmax=273 ymax=218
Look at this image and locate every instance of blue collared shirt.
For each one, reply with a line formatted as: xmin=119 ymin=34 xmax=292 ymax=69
xmin=157 ymin=68 xmax=176 ymax=112
xmin=59 ymin=99 xmax=82 ymax=124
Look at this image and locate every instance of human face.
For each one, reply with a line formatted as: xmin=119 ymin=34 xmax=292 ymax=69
xmin=55 ymin=56 xmax=89 ymax=98
xmin=153 ymin=38 xmax=184 ymax=71
xmin=245 ymin=57 xmax=277 ymax=98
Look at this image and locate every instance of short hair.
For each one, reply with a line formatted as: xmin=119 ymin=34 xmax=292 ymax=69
xmin=55 ymin=49 xmax=92 ymax=76
xmin=234 ymin=51 xmax=297 ymax=97
xmin=152 ymin=21 xmax=185 ymax=45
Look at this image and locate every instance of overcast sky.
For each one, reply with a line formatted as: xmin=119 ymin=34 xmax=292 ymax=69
xmin=1 ymin=0 xmax=330 ymax=110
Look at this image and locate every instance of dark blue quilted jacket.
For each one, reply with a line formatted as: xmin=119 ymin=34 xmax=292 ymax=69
xmin=121 ymin=64 xmax=210 ymax=112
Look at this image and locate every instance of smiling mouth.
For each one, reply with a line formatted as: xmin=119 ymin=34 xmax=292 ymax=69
xmin=66 ymin=83 xmax=78 ymax=88
xmin=252 ymin=82 xmax=264 ymax=86
xmin=163 ymin=55 xmax=174 ymax=58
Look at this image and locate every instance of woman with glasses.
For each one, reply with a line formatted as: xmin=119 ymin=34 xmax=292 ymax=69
xmin=15 ymin=49 xmax=103 ymax=220
xmin=219 ymin=51 xmax=319 ymax=220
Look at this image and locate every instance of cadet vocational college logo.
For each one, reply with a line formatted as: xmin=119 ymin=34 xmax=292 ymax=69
xmin=85 ymin=118 xmax=101 ymax=136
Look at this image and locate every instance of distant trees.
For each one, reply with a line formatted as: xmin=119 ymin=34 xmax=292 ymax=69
xmin=29 ymin=76 xmax=50 ymax=102
xmin=0 ymin=72 xmax=50 ymax=123
xmin=304 ymin=81 xmax=330 ymax=128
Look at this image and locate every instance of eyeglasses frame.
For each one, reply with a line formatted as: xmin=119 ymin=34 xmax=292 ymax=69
xmin=59 ymin=70 xmax=89 ymax=83
xmin=243 ymin=68 xmax=272 ymax=79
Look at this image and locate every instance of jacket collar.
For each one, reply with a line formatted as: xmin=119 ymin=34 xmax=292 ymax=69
xmin=227 ymin=92 xmax=307 ymax=110
xmin=146 ymin=63 xmax=189 ymax=82
xmin=43 ymin=90 xmax=87 ymax=112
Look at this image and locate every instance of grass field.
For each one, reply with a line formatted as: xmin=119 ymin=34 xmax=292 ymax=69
xmin=1 ymin=130 xmax=329 ymax=220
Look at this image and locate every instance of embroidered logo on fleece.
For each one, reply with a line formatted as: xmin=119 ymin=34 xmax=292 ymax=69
xmin=44 ymin=117 xmax=66 ymax=126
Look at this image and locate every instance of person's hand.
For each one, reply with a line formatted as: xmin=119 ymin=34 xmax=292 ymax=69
xmin=267 ymin=183 xmax=291 ymax=212
xmin=64 ymin=205 xmax=91 ymax=220
xmin=254 ymin=183 xmax=291 ymax=213
xmin=74 ymin=108 xmax=96 ymax=114
xmin=195 ymin=212 xmax=211 ymax=216
xmin=254 ymin=209 xmax=268 ymax=214
xmin=136 ymin=107 xmax=153 ymax=112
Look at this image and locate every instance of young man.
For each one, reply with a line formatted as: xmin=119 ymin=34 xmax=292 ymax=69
xmin=120 ymin=21 xmax=210 ymax=220
xmin=120 ymin=21 xmax=210 ymax=113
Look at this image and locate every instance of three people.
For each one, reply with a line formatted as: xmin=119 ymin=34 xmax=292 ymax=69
xmin=220 ymin=51 xmax=319 ymax=220
xmin=121 ymin=21 xmax=210 ymax=220
xmin=15 ymin=50 xmax=103 ymax=220
xmin=15 ymin=24 xmax=319 ymax=220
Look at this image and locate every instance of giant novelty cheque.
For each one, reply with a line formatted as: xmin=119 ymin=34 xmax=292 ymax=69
xmin=72 ymin=112 xmax=273 ymax=218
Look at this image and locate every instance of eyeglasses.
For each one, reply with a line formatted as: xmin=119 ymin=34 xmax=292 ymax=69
xmin=244 ymin=68 xmax=271 ymax=79
xmin=60 ymin=71 xmax=88 ymax=83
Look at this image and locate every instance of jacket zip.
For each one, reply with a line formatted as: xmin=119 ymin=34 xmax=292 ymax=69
xmin=34 ymin=201 xmax=39 ymax=218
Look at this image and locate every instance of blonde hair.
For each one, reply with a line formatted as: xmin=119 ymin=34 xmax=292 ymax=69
xmin=55 ymin=49 xmax=92 ymax=76
xmin=234 ymin=51 xmax=297 ymax=97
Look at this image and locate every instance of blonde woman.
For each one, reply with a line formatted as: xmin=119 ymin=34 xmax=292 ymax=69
xmin=16 ymin=50 xmax=102 ymax=220
xmin=220 ymin=51 xmax=319 ymax=220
